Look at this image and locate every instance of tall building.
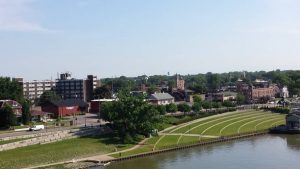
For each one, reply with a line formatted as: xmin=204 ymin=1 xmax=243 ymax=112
xmin=176 ymin=74 xmax=185 ymax=90
xmin=85 ymin=75 xmax=101 ymax=102
xmin=55 ymin=73 xmax=100 ymax=102
xmin=17 ymin=78 xmax=56 ymax=101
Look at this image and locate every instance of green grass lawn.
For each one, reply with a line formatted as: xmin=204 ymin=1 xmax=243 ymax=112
xmin=151 ymin=110 xmax=286 ymax=153
xmin=202 ymin=113 xmax=279 ymax=136
xmin=237 ymin=117 xmax=285 ymax=133
xmin=171 ymin=111 xmax=262 ymax=134
xmin=172 ymin=111 xmax=285 ymax=136
xmin=109 ymin=110 xmax=287 ymax=159
xmin=0 ymin=135 xmax=135 ymax=169
xmin=178 ymin=136 xmax=200 ymax=145
xmin=156 ymin=135 xmax=180 ymax=149
xmin=255 ymin=118 xmax=286 ymax=131
xmin=220 ymin=114 xmax=281 ymax=136
xmin=110 ymin=136 xmax=160 ymax=158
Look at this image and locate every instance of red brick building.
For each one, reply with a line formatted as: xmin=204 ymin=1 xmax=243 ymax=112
xmin=42 ymin=99 xmax=87 ymax=118
xmin=89 ymin=99 xmax=115 ymax=113
xmin=236 ymin=79 xmax=280 ymax=103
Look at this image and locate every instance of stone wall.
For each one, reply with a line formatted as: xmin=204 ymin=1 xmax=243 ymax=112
xmin=0 ymin=127 xmax=110 ymax=152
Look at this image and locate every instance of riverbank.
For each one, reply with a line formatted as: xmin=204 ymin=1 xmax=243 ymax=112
xmin=0 ymin=134 xmax=137 ymax=169
xmin=104 ymin=130 xmax=269 ymax=163
xmin=34 ymin=130 xmax=270 ymax=169
xmin=29 ymin=110 xmax=285 ymax=169
xmin=104 ymin=134 xmax=300 ymax=169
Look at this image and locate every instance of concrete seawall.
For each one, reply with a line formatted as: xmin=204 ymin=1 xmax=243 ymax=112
xmin=101 ymin=131 xmax=268 ymax=164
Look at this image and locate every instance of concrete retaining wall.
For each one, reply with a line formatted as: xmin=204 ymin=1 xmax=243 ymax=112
xmin=101 ymin=131 xmax=269 ymax=164
xmin=0 ymin=127 xmax=109 ymax=152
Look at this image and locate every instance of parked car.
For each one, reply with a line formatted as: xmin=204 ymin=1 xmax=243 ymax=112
xmin=29 ymin=125 xmax=45 ymax=131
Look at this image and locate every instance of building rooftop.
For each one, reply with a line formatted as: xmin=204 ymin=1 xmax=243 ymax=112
xmin=0 ymin=100 xmax=22 ymax=109
xmin=91 ymin=99 xmax=116 ymax=102
xmin=149 ymin=93 xmax=174 ymax=101
xmin=50 ymin=99 xmax=87 ymax=107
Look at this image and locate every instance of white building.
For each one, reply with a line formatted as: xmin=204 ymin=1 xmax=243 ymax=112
xmin=149 ymin=93 xmax=174 ymax=105
xmin=23 ymin=80 xmax=56 ymax=101
xmin=281 ymin=86 xmax=289 ymax=98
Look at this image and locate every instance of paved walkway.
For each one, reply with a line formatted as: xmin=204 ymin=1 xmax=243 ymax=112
xmin=162 ymin=133 xmax=219 ymax=138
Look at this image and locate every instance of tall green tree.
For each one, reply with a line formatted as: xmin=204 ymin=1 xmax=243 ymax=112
xmin=0 ymin=77 xmax=23 ymax=101
xmin=101 ymin=91 xmax=161 ymax=143
xmin=0 ymin=105 xmax=17 ymax=128
xmin=103 ymin=76 xmax=137 ymax=92
xmin=94 ymin=85 xmax=112 ymax=99
xmin=236 ymin=94 xmax=246 ymax=105
xmin=206 ymin=73 xmax=221 ymax=91
xmin=147 ymin=85 xmax=157 ymax=95
xmin=21 ymin=100 xmax=31 ymax=125
xmin=193 ymin=95 xmax=203 ymax=103
xmin=39 ymin=91 xmax=61 ymax=106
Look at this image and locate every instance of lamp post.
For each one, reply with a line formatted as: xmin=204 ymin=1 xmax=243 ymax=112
xmin=85 ymin=113 xmax=87 ymax=128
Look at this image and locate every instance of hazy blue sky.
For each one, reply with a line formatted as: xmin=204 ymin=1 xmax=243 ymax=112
xmin=1 ymin=0 xmax=300 ymax=80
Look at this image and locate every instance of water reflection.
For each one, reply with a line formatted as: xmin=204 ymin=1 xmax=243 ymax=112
xmin=102 ymin=135 xmax=300 ymax=169
xmin=282 ymin=135 xmax=300 ymax=151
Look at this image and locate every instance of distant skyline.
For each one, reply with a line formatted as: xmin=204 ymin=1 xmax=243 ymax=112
xmin=1 ymin=0 xmax=300 ymax=80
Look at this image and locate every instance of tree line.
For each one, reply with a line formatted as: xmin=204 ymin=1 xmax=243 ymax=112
xmin=100 ymin=70 xmax=300 ymax=96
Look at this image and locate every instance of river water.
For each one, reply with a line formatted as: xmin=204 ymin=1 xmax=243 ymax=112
xmin=94 ymin=135 xmax=300 ymax=169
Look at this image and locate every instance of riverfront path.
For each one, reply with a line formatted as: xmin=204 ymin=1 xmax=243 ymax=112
xmin=162 ymin=133 xmax=219 ymax=138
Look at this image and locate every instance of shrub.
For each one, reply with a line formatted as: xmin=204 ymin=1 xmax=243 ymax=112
xmin=192 ymin=102 xmax=202 ymax=112
xmin=177 ymin=103 xmax=191 ymax=113
xmin=156 ymin=105 xmax=167 ymax=115
xmin=166 ymin=103 xmax=178 ymax=113
xmin=212 ymin=102 xmax=222 ymax=108
xmin=202 ymin=101 xmax=212 ymax=109
xmin=222 ymin=100 xmax=236 ymax=107
xmin=261 ymin=107 xmax=290 ymax=114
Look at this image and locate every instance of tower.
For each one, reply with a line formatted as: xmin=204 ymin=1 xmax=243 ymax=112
xmin=176 ymin=74 xmax=185 ymax=90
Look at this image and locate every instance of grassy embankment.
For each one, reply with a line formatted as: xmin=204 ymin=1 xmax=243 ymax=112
xmin=0 ymin=110 xmax=286 ymax=168
xmin=111 ymin=110 xmax=286 ymax=158
xmin=0 ymin=134 xmax=135 ymax=169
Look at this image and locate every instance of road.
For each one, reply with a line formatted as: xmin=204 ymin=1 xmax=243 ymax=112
xmin=0 ymin=104 xmax=276 ymax=139
xmin=0 ymin=113 xmax=107 ymax=139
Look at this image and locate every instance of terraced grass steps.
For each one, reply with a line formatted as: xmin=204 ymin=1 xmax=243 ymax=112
xmin=169 ymin=111 xmax=254 ymax=134
xmin=145 ymin=110 xmax=286 ymax=153
xmin=111 ymin=110 xmax=286 ymax=159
